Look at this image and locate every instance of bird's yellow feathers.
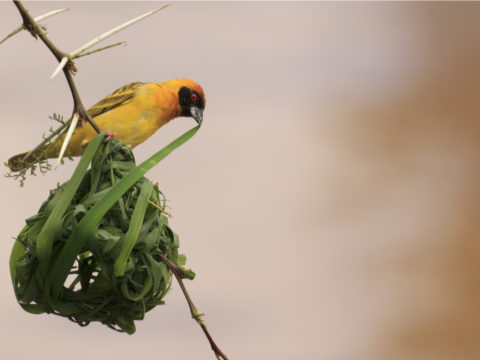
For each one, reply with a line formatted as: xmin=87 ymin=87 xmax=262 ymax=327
xmin=7 ymin=78 xmax=205 ymax=172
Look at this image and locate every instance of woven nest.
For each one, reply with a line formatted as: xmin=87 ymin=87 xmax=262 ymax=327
xmin=10 ymin=136 xmax=190 ymax=334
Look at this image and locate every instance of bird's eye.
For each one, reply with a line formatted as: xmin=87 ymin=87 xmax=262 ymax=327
xmin=191 ymin=93 xmax=198 ymax=102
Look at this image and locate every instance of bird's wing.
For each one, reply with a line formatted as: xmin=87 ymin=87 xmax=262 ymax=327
xmin=87 ymin=82 xmax=144 ymax=118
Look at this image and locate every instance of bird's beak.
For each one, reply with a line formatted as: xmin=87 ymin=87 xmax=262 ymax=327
xmin=190 ymin=106 xmax=203 ymax=126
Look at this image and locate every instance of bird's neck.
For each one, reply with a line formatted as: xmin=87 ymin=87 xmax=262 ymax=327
xmin=152 ymin=81 xmax=183 ymax=125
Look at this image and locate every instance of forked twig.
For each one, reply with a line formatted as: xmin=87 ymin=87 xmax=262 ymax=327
xmin=158 ymin=254 xmax=230 ymax=360
xmin=13 ymin=0 xmax=100 ymax=133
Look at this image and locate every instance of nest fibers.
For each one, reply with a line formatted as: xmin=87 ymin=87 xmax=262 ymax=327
xmin=9 ymin=132 xmax=196 ymax=334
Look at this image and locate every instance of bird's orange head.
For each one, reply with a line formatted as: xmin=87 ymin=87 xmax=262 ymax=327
xmin=174 ymin=79 xmax=206 ymax=125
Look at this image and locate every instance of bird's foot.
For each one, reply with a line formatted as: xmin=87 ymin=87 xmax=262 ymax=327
xmin=104 ymin=130 xmax=118 ymax=142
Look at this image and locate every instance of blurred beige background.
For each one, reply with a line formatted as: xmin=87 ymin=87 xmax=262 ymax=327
xmin=1 ymin=2 xmax=480 ymax=359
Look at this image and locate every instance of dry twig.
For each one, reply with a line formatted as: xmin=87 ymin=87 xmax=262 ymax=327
xmin=13 ymin=0 xmax=100 ymax=134
xmin=158 ymin=254 xmax=230 ymax=360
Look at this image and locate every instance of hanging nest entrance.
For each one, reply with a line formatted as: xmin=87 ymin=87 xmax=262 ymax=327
xmin=10 ymin=132 xmax=196 ymax=334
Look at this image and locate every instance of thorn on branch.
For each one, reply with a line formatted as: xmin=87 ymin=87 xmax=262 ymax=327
xmin=50 ymin=56 xmax=69 ymax=80
xmin=73 ymin=41 xmax=127 ymax=59
xmin=0 ymin=7 xmax=69 ymax=45
xmin=55 ymin=113 xmax=79 ymax=169
xmin=70 ymin=4 xmax=170 ymax=58
xmin=35 ymin=8 xmax=69 ymax=23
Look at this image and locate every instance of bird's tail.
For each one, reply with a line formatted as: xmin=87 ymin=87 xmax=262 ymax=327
xmin=7 ymin=145 xmax=56 ymax=172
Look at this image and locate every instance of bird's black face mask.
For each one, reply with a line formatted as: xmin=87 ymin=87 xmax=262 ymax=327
xmin=178 ymin=86 xmax=205 ymax=125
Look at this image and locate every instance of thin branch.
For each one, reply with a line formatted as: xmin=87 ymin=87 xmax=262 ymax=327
xmin=158 ymin=254 xmax=230 ymax=360
xmin=12 ymin=0 xmax=101 ymax=133
xmin=14 ymin=1 xmax=65 ymax=60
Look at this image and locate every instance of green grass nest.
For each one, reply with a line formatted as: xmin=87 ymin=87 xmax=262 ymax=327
xmin=9 ymin=127 xmax=199 ymax=334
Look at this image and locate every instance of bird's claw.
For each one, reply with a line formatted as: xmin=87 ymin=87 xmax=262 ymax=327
xmin=104 ymin=130 xmax=118 ymax=142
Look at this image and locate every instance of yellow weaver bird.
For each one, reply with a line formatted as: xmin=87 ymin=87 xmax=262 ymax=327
xmin=8 ymin=78 xmax=205 ymax=172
